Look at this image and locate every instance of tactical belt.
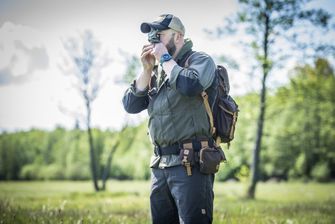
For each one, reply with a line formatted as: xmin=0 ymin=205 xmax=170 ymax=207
xmin=154 ymin=138 xmax=214 ymax=156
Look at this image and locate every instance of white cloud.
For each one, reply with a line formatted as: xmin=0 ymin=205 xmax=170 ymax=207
xmin=0 ymin=22 xmax=49 ymax=84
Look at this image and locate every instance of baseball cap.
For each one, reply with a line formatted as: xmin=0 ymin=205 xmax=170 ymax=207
xmin=140 ymin=14 xmax=185 ymax=35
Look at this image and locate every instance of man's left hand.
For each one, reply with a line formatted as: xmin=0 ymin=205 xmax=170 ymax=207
xmin=152 ymin=43 xmax=168 ymax=61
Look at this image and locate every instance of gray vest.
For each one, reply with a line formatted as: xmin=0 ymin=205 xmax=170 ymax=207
xmin=147 ymin=52 xmax=214 ymax=147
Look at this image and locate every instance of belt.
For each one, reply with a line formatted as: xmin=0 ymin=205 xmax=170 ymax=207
xmin=154 ymin=138 xmax=214 ymax=156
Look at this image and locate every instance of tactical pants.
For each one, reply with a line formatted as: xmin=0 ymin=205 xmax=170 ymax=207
xmin=150 ymin=165 xmax=214 ymax=224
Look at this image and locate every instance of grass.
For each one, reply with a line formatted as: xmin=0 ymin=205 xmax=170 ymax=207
xmin=0 ymin=180 xmax=334 ymax=223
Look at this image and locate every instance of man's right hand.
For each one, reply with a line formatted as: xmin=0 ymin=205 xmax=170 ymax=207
xmin=135 ymin=44 xmax=155 ymax=91
xmin=141 ymin=44 xmax=155 ymax=73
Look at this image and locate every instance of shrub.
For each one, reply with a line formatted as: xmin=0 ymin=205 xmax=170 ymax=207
xmin=311 ymin=162 xmax=330 ymax=182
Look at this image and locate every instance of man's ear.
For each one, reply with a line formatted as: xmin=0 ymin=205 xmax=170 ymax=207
xmin=175 ymin=32 xmax=183 ymax=43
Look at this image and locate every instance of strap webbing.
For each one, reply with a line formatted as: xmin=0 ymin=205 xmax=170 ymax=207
xmin=201 ymin=92 xmax=215 ymax=136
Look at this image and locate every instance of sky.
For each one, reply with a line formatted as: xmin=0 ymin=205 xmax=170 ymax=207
xmin=0 ymin=0 xmax=334 ymax=132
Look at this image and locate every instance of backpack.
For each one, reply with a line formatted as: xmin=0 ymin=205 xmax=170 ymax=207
xmin=185 ymin=54 xmax=239 ymax=146
xmin=210 ymin=65 xmax=239 ymax=146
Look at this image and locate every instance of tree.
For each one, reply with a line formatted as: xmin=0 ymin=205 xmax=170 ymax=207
xmin=62 ymin=30 xmax=110 ymax=191
xmin=272 ymin=58 xmax=335 ymax=181
xmin=210 ymin=0 xmax=333 ymax=198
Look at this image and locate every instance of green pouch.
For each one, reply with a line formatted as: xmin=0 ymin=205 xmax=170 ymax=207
xmin=199 ymin=146 xmax=226 ymax=174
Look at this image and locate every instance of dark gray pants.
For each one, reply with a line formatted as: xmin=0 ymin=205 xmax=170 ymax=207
xmin=150 ymin=165 xmax=214 ymax=224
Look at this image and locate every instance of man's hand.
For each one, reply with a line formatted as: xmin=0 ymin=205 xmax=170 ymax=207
xmin=152 ymin=43 xmax=177 ymax=79
xmin=141 ymin=44 xmax=155 ymax=73
xmin=152 ymin=43 xmax=168 ymax=61
xmin=136 ymin=44 xmax=155 ymax=91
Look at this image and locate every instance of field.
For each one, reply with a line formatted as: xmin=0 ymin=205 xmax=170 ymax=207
xmin=0 ymin=180 xmax=334 ymax=224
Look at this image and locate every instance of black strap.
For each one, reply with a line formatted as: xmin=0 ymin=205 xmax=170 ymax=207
xmin=155 ymin=143 xmax=180 ymax=156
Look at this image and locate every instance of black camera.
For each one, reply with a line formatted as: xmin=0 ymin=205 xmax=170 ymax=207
xmin=148 ymin=29 xmax=160 ymax=43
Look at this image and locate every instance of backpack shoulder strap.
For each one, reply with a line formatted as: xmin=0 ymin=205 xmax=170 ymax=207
xmin=201 ymin=91 xmax=215 ymax=136
xmin=184 ymin=51 xmax=217 ymax=138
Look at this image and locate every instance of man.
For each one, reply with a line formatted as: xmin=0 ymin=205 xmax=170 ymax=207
xmin=122 ymin=14 xmax=217 ymax=224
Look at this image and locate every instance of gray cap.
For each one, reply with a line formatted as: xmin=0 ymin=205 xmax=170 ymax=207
xmin=140 ymin=14 xmax=185 ymax=35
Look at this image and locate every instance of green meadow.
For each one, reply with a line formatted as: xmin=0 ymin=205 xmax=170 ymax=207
xmin=0 ymin=181 xmax=334 ymax=224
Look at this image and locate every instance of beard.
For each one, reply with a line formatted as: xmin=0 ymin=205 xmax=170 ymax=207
xmin=166 ymin=35 xmax=176 ymax=56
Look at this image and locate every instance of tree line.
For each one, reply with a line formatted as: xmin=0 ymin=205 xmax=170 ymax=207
xmin=1 ymin=58 xmax=334 ymax=182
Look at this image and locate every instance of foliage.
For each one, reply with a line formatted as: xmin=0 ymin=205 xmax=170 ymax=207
xmin=0 ymin=125 xmax=152 ymax=181
xmin=264 ymin=58 xmax=335 ymax=181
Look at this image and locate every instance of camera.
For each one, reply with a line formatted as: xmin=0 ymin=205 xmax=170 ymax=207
xmin=148 ymin=29 xmax=160 ymax=43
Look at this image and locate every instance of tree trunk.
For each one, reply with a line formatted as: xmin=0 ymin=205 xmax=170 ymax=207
xmin=101 ymin=141 xmax=120 ymax=191
xmin=247 ymin=73 xmax=267 ymax=199
xmin=86 ymin=99 xmax=100 ymax=191
xmin=101 ymin=125 xmax=131 ymax=190
xmin=247 ymin=9 xmax=270 ymax=199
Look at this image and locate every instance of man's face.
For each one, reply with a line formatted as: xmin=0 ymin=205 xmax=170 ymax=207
xmin=158 ymin=29 xmax=176 ymax=56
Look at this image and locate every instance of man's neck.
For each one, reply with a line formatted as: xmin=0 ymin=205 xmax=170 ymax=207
xmin=172 ymin=43 xmax=184 ymax=59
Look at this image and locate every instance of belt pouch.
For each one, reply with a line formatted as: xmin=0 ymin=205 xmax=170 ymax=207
xmin=199 ymin=146 xmax=226 ymax=174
